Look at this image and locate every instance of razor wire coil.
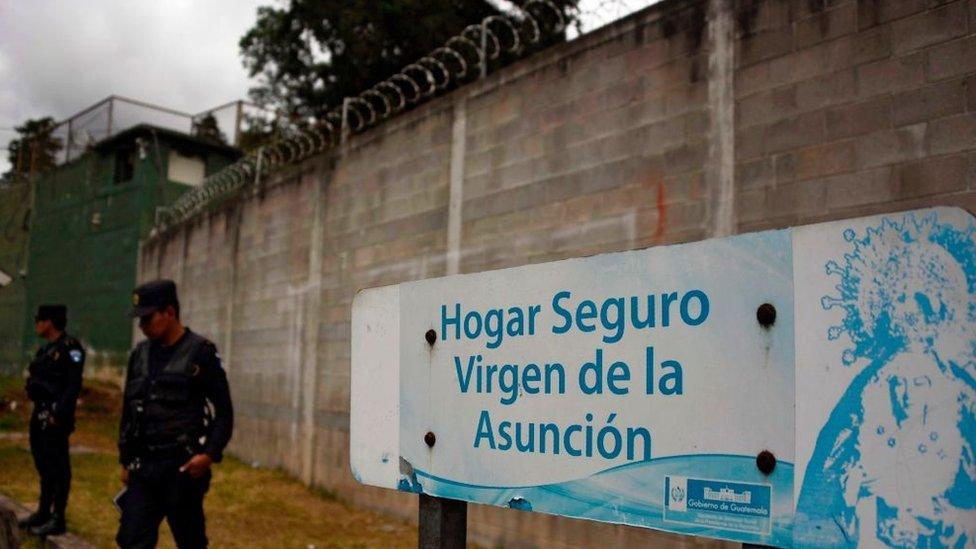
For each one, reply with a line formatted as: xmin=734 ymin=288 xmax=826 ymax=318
xmin=156 ymin=0 xmax=581 ymax=231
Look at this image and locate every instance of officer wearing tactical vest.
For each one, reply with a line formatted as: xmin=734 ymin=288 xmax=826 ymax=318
xmin=116 ymin=280 xmax=233 ymax=549
xmin=20 ymin=304 xmax=85 ymax=537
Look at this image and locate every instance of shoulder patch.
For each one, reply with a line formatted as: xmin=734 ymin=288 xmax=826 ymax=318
xmin=69 ymin=349 xmax=84 ymax=363
xmin=199 ymin=341 xmax=223 ymax=370
xmin=199 ymin=341 xmax=219 ymax=358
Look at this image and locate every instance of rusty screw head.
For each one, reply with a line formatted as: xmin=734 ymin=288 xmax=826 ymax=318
xmin=756 ymin=303 xmax=776 ymax=328
xmin=424 ymin=431 xmax=436 ymax=447
xmin=425 ymin=329 xmax=437 ymax=346
xmin=756 ymin=450 xmax=776 ymax=475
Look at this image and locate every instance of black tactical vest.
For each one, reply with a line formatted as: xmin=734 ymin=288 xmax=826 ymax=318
xmin=124 ymin=331 xmax=209 ymax=451
xmin=26 ymin=335 xmax=76 ymax=404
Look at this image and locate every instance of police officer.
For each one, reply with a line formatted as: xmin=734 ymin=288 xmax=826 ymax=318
xmin=116 ymin=280 xmax=233 ymax=549
xmin=20 ymin=304 xmax=85 ymax=537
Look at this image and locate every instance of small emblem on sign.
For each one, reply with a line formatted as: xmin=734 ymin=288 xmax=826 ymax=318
xmin=670 ymin=485 xmax=685 ymax=504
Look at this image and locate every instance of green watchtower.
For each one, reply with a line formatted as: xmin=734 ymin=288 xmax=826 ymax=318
xmin=4 ymin=96 xmax=245 ymax=375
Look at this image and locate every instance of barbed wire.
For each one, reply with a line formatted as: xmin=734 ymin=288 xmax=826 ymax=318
xmin=154 ymin=0 xmax=642 ymax=233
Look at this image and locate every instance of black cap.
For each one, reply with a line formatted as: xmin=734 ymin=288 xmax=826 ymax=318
xmin=36 ymin=304 xmax=67 ymax=325
xmin=128 ymin=279 xmax=179 ymax=318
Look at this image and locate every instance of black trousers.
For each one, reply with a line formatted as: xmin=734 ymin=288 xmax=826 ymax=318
xmin=116 ymin=458 xmax=211 ymax=549
xmin=28 ymin=414 xmax=71 ymax=516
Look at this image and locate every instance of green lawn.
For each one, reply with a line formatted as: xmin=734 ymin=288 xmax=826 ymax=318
xmin=0 ymin=375 xmax=417 ymax=548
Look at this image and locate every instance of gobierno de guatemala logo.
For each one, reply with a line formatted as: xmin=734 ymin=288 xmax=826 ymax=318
xmin=670 ymin=484 xmax=685 ymax=504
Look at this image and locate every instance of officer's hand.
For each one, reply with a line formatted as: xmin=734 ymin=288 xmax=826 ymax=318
xmin=120 ymin=468 xmax=129 ymax=485
xmin=180 ymin=453 xmax=213 ymax=478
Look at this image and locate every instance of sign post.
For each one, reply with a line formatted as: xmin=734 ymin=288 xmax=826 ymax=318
xmin=351 ymin=207 xmax=976 ymax=548
xmin=418 ymin=495 xmax=466 ymax=549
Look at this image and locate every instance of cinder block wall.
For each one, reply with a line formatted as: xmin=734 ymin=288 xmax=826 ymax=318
xmin=138 ymin=0 xmax=976 ymax=546
xmin=733 ymin=0 xmax=976 ymax=231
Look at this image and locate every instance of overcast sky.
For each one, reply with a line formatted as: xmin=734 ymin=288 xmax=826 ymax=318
xmin=0 ymin=0 xmax=267 ymax=173
xmin=0 ymin=0 xmax=650 ymax=174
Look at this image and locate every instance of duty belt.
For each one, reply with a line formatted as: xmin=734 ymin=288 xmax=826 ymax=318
xmin=140 ymin=441 xmax=196 ymax=462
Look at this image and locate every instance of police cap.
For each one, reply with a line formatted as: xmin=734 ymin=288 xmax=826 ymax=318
xmin=127 ymin=279 xmax=179 ymax=318
xmin=35 ymin=304 xmax=67 ymax=325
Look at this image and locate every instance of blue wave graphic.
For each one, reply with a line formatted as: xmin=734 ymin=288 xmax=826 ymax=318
xmin=402 ymin=454 xmax=794 ymax=547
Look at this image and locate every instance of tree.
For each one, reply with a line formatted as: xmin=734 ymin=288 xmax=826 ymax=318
xmin=239 ymin=1 xmax=576 ymax=120
xmin=235 ymin=113 xmax=284 ymax=152
xmin=191 ymin=113 xmax=228 ymax=145
xmin=4 ymin=117 xmax=62 ymax=183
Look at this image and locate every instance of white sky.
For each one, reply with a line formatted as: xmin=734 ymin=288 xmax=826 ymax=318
xmin=0 ymin=0 xmax=268 ymax=174
xmin=0 ymin=0 xmax=654 ymax=174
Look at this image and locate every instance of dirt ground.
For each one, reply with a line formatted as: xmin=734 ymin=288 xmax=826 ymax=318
xmin=0 ymin=374 xmax=418 ymax=548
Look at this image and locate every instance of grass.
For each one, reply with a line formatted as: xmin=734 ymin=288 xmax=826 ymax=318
xmin=0 ymin=374 xmax=418 ymax=548
xmin=0 ymin=373 xmax=27 ymax=431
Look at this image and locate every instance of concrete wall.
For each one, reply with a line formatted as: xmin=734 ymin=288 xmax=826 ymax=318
xmin=139 ymin=0 xmax=976 ymax=546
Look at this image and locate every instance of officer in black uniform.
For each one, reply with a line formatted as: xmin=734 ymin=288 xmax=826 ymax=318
xmin=116 ymin=280 xmax=233 ymax=549
xmin=20 ymin=304 xmax=85 ymax=537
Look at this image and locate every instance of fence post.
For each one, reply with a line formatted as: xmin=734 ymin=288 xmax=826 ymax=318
xmin=107 ymin=96 xmax=114 ymax=139
xmin=65 ymin=119 xmax=73 ymax=163
xmin=341 ymin=97 xmax=352 ymax=146
xmin=419 ymin=495 xmax=466 ymax=549
xmin=480 ymin=20 xmax=488 ymax=79
xmin=234 ymin=100 xmax=244 ymax=147
xmin=252 ymin=146 xmax=264 ymax=196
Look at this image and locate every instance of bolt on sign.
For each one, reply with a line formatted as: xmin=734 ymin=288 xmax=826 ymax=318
xmin=351 ymin=207 xmax=976 ymax=547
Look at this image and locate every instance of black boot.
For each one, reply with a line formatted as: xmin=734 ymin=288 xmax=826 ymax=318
xmin=29 ymin=513 xmax=65 ymax=537
xmin=17 ymin=509 xmax=50 ymax=529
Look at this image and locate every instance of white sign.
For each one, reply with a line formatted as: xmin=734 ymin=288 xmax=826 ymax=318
xmin=351 ymin=207 xmax=976 ymax=547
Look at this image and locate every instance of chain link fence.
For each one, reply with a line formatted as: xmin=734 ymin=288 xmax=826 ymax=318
xmin=47 ymin=96 xmax=272 ymax=166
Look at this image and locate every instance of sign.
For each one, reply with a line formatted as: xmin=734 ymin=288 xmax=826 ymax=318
xmin=351 ymin=207 xmax=976 ymax=547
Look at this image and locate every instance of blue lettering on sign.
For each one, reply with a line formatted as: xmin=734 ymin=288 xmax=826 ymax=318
xmin=441 ymin=302 xmax=542 ymax=349
xmin=473 ymin=410 xmax=652 ymax=461
xmin=454 ymin=355 xmax=566 ymax=406
xmin=552 ymin=290 xmax=710 ymax=342
xmin=443 ymin=289 xmax=710 ymax=350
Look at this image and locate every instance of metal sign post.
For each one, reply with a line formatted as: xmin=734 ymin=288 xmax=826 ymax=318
xmin=419 ymin=495 xmax=466 ymax=549
xmin=351 ymin=207 xmax=976 ymax=548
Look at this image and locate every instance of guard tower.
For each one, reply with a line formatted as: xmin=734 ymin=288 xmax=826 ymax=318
xmin=7 ymin=96 xmax=256 ymax=373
